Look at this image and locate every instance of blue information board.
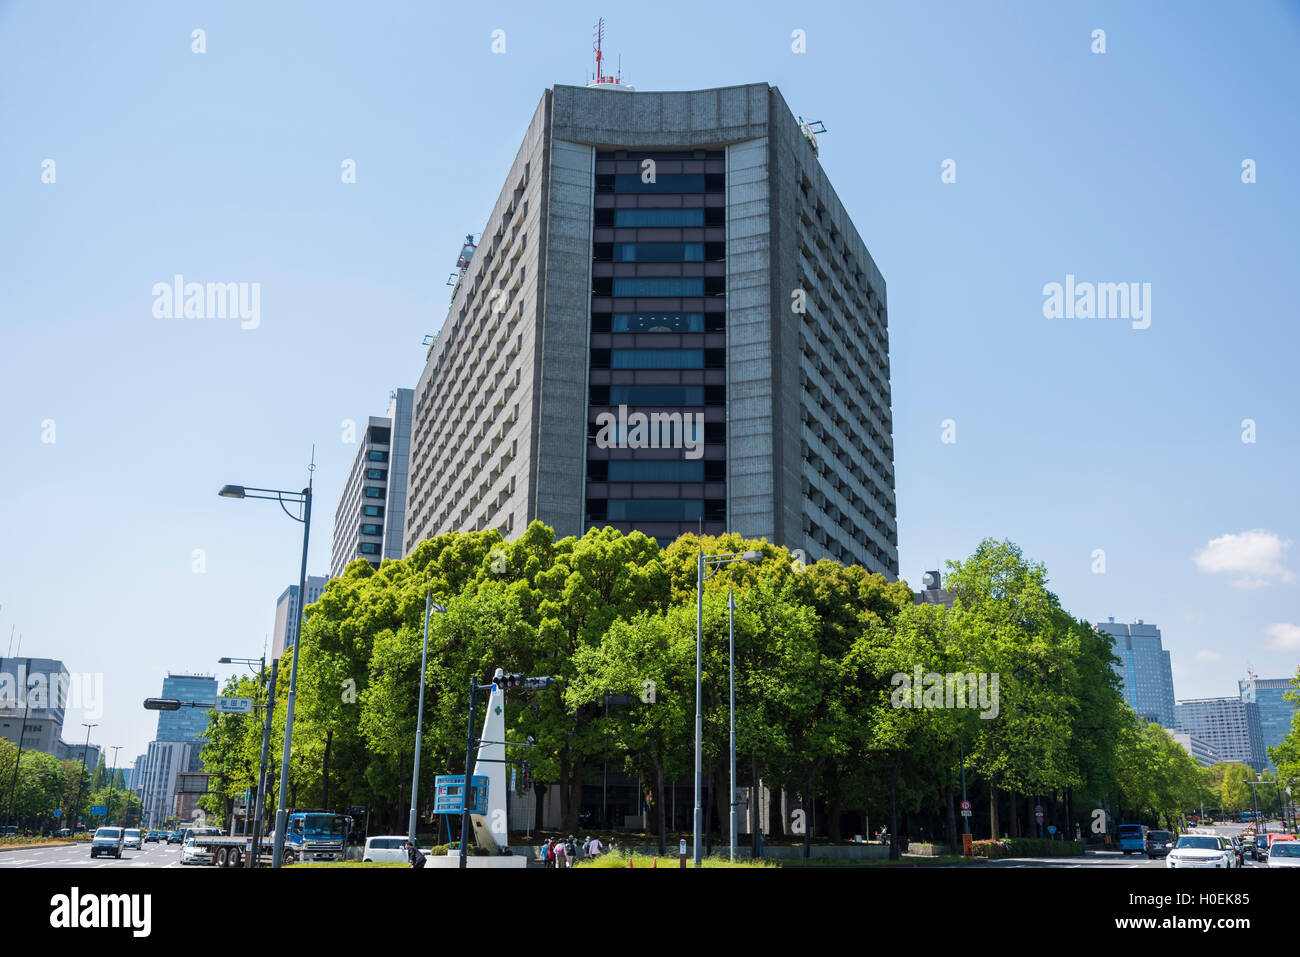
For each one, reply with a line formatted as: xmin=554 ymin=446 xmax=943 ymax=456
xmin=433 ymin=775 xmax=489 ymax=815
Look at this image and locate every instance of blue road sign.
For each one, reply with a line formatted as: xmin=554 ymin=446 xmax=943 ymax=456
xmin=53 ymin=809 xmax=63 ymax=818
xmin=1048 ymin=825 xmax=1057 ymax=835
xmin=90 ymin=805 xmax=107 ymax=815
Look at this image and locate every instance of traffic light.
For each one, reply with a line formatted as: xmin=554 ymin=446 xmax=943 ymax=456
xmin=143 ymin=698 xmax=182 ymax=711
xmin=495 ymin=672 xmax=525 ymax=689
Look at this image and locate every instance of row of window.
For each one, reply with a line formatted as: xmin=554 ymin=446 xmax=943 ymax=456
xmin=590 ymin=348 xmax=725 ymax=370
xmin=596 ymin=207 xmax=726 ymax=228
xmin=586 ymin=498 xmax=728 ymax=522
xmin=587 ymin=460 xmax=725 ymax=483
xmin=599 ymin=278 xmax=726 ymax=297
xmin=592 ymin=312 xmax=724 ymax=334
xmin=599 ymin=243 xmax=724 ymax=262
xmin=597 ymin=173 xmax=725 ymax=194
xmin=590 ymin=385 xmax=725 ymax=407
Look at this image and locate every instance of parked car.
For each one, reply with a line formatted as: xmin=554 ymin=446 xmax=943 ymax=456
xmin=90 ymin=827 xmax=124 ymax=860
xmin=363 ymin=835 xmax=423 ymax=863
xmin=1145 ymin=830 xmax=1174 ymax=859
xmin=1167 ymin=834 xmax=1233 ymax=869
xmin=123 ymin=828 xmax=142 ymax=850
xmin=1266 ymin=839 xmax=1300 ymax=869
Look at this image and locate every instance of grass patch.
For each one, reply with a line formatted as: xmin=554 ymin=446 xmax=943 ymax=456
xmin=0 ymin=837 xmax=78 ymax=850
xmin=295 ymin=860 xmax=405 ymax=868
xmin=576 ymin=851 xmax=776 ymax=869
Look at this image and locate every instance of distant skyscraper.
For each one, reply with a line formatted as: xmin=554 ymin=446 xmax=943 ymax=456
xmin=331 ymin=388 xmax=414 ymax=578
xmin=1169 ymin=730 xmax=1216 ymax=767
xmin=1240 ymin=676 xmax=1297 ymax=772
xmin=1097 ymin=618 xmax=1176 ymax=728
xmin=154 ymin=673 xmax=217 ymax=743
xmin=1176 ymin=696 xmax=1266 ymax=771
xmin=271 ymin=575 xmax=327 ymax=658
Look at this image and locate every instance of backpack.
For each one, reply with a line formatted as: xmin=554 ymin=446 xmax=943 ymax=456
xmin=545 ymin=842 xmax=553 ymax=860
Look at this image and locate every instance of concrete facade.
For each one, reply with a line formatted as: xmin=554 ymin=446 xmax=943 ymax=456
xmin=1175 ymin=696 xmax=1266 ymax=771
xmin=331 ymin=389 xmax=413 ymax=579
xmin=404 ymin=84 xmax=898 ymax=576
xmin=272 ymin=576 xmax=327 ymax=658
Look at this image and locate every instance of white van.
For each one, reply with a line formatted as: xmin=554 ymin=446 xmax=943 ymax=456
xmin=363 ymin=835 xmax=417 ymax=863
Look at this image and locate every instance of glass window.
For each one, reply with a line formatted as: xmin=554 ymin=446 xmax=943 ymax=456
xmin=608 ymin=385 xmax=705 ymax=406
xmin=366 ymin=469 xmax=386 ymax=480
xmin=611 ymin=349 xmax=704 ymax=369
xmin=612 ymin=208 xmax=705 ymax=227
xmin=361 ymin=523 xmax=382 ymax=535
xmin=611 ymin=278 xmax=705 ymax=297
xmin=606 ymin=499 xmax=704 ymax=521
xmin=611 ymin=312 xmax=707 ymax=333
xmin=364 ymin=487 xmax=384 ymax=499
xmin=613 ymin=173 xmax=706 ymax=193
xmin=359 ymin=542 xmax=380 ymax=555
xmin=363 ymin=505 xmax=384 ymax=517
xmin=367 ymin=451 xmax=388 ymax=462
xmin=613 ymin=243 xmax=704 ymax=262
xmin=607 ymin=460 xmax=705 ymax=482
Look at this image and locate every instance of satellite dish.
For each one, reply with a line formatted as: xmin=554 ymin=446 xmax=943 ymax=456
xmin=922 ymin=571 xmax=939 ymax=590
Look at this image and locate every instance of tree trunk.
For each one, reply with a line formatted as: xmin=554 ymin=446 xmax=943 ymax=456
xmin=769 ymin=785 xmax=783 ymax=837
xmin=655 ymin=756 xmax=666 ymax=856
xmin=563 ymin=756 xmax=585 ymax=834
xmin=803 ymin=773 xmax=815 ymax=859
xmin=946 ymin=768 xmax=958 ymax=851
xmin=888 ymin=754 xmax=901 ymax=860
xmin=828 ymin=794 xmax=842 ymax=843
xmin=989 ymin=776 xmax=998 ymax=839
xmin=533 ymin=783 xmax=547 ymax=832
xmin=1009 ymin=788 xmax=1019 ymax=838
xmin=322 ymin=729 xmax=332 ymax=810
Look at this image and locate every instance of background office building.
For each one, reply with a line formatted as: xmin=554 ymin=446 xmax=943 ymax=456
xmin=272 ymin=575 xmax=327 ymax=657
xmin=1176 ymin=696 xmax=1266 ymax=771
xmin=138 ymin=672 xmax=216 ymax=828
xmin=1097 ymin=618 xmax=1176 ymax=728
xmin=405 ymin=82 xmax=898 ymax=575
xmin=331 ymin=388 xmax=414 ymax=578
xmin=1240 ymin=676 xmax=1297 ymax=772
xmin=1169 ymin=730 xmax=1216 ymax=767
xmin=0 ymin=656 xmax=101 ymax=766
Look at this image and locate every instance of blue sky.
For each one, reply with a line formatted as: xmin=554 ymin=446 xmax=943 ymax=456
xmin=1 ymin=0 xmax=1297 ymax=763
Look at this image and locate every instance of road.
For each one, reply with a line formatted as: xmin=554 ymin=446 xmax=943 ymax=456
xmin=972 ymin=823 xmax=1270 ymax=868
xmin=0 ymin=839 xmax=191 ymax=869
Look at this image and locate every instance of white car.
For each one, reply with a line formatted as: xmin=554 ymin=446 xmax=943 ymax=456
xmin=1266 ymin=840 xmax=1300 ymax=868
xmin=180 ymin=837 xmax=213 ymax=865
xmin=122 ymin=828 xmax=142 ymax=850
xmin=1167 ymin=834 xmax=1233 ymax=868
xmin=362 ymin=835 xmax=435 ymax=863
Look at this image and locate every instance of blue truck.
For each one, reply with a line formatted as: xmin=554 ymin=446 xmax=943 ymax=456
xmin=188 ymin=811 xmax=351 ymax=867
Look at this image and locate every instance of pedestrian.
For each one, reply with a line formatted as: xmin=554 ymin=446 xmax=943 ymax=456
xmin=543 ymin=837 xmax=554 ymax=868
xmin=588 ymin=835 xmax=603 ymax=857
xmin=554 ymin=837 xmax=568 ymax=869
xmin=404 ymin=840 xmax=426 ymax=869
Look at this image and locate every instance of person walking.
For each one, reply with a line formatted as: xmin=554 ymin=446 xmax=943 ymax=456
xmin=404 ymin=840 xmax=426 ymax=869
xmin=554 ymin=837 xmax=568 ymax=869
xmin=588 ymin=835 xmax=603 ymax=857
xmin=543 ymin=837 xmax=554 ymax=868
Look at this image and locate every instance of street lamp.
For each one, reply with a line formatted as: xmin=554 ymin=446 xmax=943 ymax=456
xmin=694 ymin=548 xmax=763 ymax=866
xmin=70 ymin=722 xmax=98 ymax=831
xmin=219 ymin=654 xmax=273 ymax=859
xmin=2 ymin=664 xmax=38 ymax=833
xmin=409 ymin=594 xmax=448 ymax=847
xmin=218 ymin=478 xmax=312 ymax=869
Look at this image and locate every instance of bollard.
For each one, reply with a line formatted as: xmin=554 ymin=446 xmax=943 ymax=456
xmin=653 ymin=857 xmax=657 ymax=868
xmin=629 ymin=857 xmax=633 ymax=869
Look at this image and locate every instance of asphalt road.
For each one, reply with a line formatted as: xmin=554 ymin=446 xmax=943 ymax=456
xmin=972 ymin=823 xmax=1268 ymax=868
xmin=0 ymin=839 xmax=192 ymax=869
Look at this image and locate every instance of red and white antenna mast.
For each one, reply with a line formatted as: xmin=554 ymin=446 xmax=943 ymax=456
xmin=594 ymin=18 xmax=605 ymax=84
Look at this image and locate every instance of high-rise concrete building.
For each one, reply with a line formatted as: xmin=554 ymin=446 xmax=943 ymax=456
xmin=1176 ymin=696 xmax=1266 ymax=771
xmin=1097 ymin=618 xmax=1176 ymax=728
xmin=0 ymin=656 xmax=101 ymax=765
xmin=1240 ymin=676 xmax=1297 ymax=772
xmin=331 ymin=389 xmax=414 ymax=578
xmin=271 ymin=575 xmax=327 ymax=657
xmin=153 ymin=673 xmax=217 ymax=744
xmin=404 ymin=83 xmax=898 ymax=575
xmin=1169 ymin=730 xmax=1217 ymax=767
xmin=138 ymin=672 xmax=216 ymax=828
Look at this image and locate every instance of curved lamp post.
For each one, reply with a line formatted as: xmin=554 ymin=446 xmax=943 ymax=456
xmin=218 ymin=481 xmax=312 ymax=868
